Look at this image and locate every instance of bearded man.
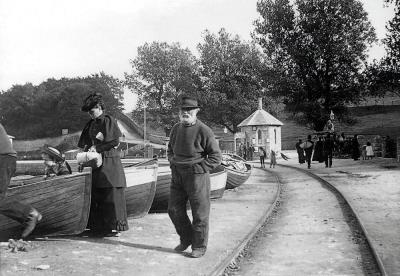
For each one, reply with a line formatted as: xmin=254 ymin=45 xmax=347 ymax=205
xmin=167 ymin=95 xmax=222 ymax=258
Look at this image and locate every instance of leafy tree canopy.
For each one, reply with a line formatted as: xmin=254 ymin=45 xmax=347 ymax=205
xmin=384 ymin=0 xmax=400 ymax=66
xmin=254 ymin=0 xmax=376 ymax=130
xmin=366 ymin=0 xmax=400 ymax=97
xmin=125 ymin=42 xmax=200 ymax=135
xmin=197 ymin=28 xmax=277 ymax=133
xmin=0 ymin=72 xmax=124 ymax=139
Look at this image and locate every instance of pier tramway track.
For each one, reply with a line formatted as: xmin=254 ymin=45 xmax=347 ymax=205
xmin=222 ymin=165 xmax=383 ymax=276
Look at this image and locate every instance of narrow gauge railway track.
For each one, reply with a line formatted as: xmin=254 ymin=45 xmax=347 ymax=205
xmin=223 ymin=165 xmax=382 ymax=276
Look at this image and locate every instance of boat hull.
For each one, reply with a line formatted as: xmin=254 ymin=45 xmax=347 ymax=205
xmin=225 ymin=163 xmax=252 ymax=189
xmin=124 ymin=163 xmax=158 ymax=218
xmin=151 ymin=165 xmax=227 ymax=212
xmin=0 ymin=169 xmax=92 ymax=241
xmin=150 ymin=168 xmax=171 ymax=212
xmin=16 ymin=159 xmax=159 ymax=219
xmin=210 ymin=167 xmax=227 ymax=199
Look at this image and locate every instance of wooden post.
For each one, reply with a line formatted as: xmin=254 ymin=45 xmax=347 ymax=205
xmin=397 ymin=137 xmax=400 ymax=162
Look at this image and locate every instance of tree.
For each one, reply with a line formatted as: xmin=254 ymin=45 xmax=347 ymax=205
xmin=0 ymin=73 xmax=124 ymax=139
xmin=125 ymin=42 xmax=200 ymax=135
xmin=384 ymin=0 xmax=400 ymax=67
xmin=197 ymin=29 xmax=276 ymax=133
xmin=366 ymin=0 xmax=400 ymax=96
xmin=254 ymin=0 xmax=376 ymax=130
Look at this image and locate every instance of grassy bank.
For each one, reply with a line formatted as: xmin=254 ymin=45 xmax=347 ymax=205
xmin=281 ymin=105 xmax=400 ymax=150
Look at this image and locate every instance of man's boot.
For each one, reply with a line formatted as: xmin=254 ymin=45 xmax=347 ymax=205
xmin=189 ymin=248 xmax=206 ymax=258
xmin=21 ymin=209 xmax=42 ymax=239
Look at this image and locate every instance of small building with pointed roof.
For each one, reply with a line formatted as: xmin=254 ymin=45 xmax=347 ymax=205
xmin=237 ymin=98 xmax=283 ymax=158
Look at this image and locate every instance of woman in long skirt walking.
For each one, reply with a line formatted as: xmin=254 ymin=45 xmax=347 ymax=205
xmin=78 ymin=93 xmax=129 ymax=237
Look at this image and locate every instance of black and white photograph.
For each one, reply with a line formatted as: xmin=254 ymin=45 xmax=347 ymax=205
xmin=0 ymin=0 xmax=399 ymax=275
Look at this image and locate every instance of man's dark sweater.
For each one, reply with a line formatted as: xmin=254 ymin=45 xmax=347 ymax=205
xmin=167 ymin=120 xmax=221 ymax=173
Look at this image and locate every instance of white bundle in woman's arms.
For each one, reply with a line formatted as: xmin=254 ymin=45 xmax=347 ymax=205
xmin=95 ymin=132 xmax=104 ymax=141
xmin=77 ymin=151 xmax=103 ymax=168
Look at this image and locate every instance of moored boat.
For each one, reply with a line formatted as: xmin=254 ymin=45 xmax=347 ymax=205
xmin=16 ymin=158 xmax=158 ymax=220
xmin=0 ymin=168 xmax=92 ymax=241
xmin=209 ymin=165 xmax=227 ymax=199
xmin=150 ymin=166 xmax=172 ymax=212
xmin=151 ymin=165 xmax=227 ymax=212
xmin=124 ymin=159 xmax=158 ymax=218
xmin=222 ymin=154 xmax=252 ymax=189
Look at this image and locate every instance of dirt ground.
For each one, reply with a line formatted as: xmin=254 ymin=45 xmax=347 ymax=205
xmin=0 ymin=168 xmax=279 ymax=276
xmin=280 ymin=151 xmax=400 ymax=275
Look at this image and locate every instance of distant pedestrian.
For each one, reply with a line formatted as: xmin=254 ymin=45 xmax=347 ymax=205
xmin=248 ymin=145 xmax=254 ymax=161
xmin=303 ymin=135 xmax=314 ymax=169
xmin=237 ymin=144 xmax=243 ymax=158
xmin=361 ymin=145 xmax=367 ymax=160
xmin=325 ymin=119 xmax=334 ymax=133
xmin=337 ymin=132 xmax=346 ymax=157
xmin=295 ymin=139 xmax=305 ymax=164
xmin=351 ymin=135 xmax=360 ymax=160
xmin=270 ymin=150 xmax=277 ymax=168
xmin=167 ymin=95 xmax=222 ymax=258
xmin=259 ymin=147 xmax=266 ymax=168
xmin=384 ymin=136 xmax=396 ymax=158
xmin=366 ymin=142 xmax=374 ymax=159
xmin=313 ymin=137 xmax=325 ymax=163
xmin=0 ymin=123 xmax=42 ymax=239
xmin=323 ymin=133 xmax=335 ymax=168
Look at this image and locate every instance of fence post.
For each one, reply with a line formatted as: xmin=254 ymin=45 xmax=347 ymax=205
xmin=381 ymin=139 xmax=386 ymax=158
xmin=397 ymin=137 xmax=400 ymax=162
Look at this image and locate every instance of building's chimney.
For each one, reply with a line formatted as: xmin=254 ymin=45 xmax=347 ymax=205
xmin=258 ymin=97 xmax=263 ymax=110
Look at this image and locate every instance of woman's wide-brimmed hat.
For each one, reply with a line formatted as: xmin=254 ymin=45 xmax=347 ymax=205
xmin=81 ymin=93 xmax=104 ymax=112
xmin=179 ymin=95 xmax=200 ymax=109
xmin=41 ymin=145 xmax=64 ymax=162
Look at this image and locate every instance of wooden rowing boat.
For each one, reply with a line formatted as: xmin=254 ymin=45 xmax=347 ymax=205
xmin=209 ymin=165 xmax=227 ymax=199
xmin=151 ymin=166 xmax=171 ymax=211
xmin=224 ymin=163 xmax=252 ymax=189
xmin=124 ymin=159 xmax=158 ymax=218
xmin=0 ymin=168 xmax=92 ymax=241
xmin=222 ymin=154 xmax=252 ymax=189
xmin=150 ymin=165 xmax=227 ymax=212
xmin=16 ymin=158 xmax=158 ymax=220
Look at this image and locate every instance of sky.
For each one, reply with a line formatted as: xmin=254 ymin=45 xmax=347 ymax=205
xmin=0 ymin=0 xmax=395 ymax=111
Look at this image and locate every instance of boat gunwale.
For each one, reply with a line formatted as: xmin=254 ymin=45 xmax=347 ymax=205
xmin=9 ymin=170 xmax=92 ymax=190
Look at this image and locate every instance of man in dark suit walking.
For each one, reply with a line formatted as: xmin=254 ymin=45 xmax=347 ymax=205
xmin=167 ymin=95 xmax=222 ymax=258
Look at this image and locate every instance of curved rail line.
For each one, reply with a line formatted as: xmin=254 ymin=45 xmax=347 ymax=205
xmin=211 ymin=164 xmax=386 ymax=276
xmin=278 ymin=163 xmax=387 ymax=276
xmin=209 ymin=174 xmax=283 ymax=276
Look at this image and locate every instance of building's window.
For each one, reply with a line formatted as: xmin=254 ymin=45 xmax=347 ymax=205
xmin=252 ymin=126 xmax=257 ymax=131
xmin=274 ymin=129 xmax=277 ymax=144
xmin=257 ymin=129 xmax=262 ymax=144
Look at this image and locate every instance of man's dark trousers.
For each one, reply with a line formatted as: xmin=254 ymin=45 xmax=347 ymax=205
xmin=168 ymin=164 xmax=210 ymax=251
xmin=324 ymin=151 xmax=333 ymax=167
xmin=0 ymin=155 xmax=32 ymax=224
xmin=305 ymin=149 xmax=313 ymax=168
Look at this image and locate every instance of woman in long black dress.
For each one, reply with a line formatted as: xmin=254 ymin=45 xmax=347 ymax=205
xmin=78 ymin=93 xmax=128 ymax=236
xmin=351 ymin=134 xmax=361 ymax=160
xmin=312 ymin=137 xmax=325 ymax=163
xmin=295 ymin=139 xmax=305 ymax=164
